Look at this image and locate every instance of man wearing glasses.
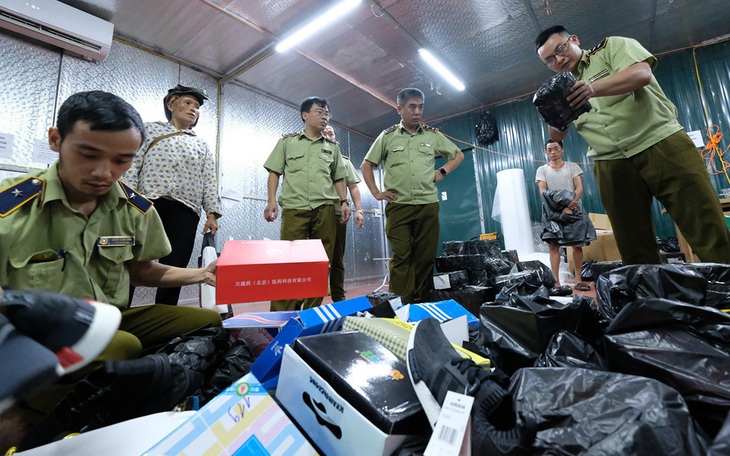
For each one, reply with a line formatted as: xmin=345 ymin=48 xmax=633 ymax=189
xmin=263 ymin=97 xmax=350 ymax=310
xmin=535 ymin=26 xmax=730 ymax=265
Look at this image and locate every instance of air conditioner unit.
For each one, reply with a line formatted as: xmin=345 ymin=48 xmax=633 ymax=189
xmin=0 ymin=0 xmax=113 ymax=61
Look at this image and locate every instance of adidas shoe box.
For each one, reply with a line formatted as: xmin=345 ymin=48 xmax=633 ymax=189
xmin=396 ymin=299 xmax=480 ymax=328
xmin=216 ymin=239 xmax=329 ymax=304
xmin=144 ymin=372 xmax=316 ymax=455
xmin=250 ymin=296 xmax=373 ymax=388
xmin=276 ymin=332 xmax=429 ymax=456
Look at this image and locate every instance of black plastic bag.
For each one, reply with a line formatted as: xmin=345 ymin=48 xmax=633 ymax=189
xmin=582 ymin=259 xmax=622 ymax=282
xmin=534 ymin=330 xmax=608 ymax=371
xmin=604 ymin=298 xmax=730 ymax=437
xmin=442 ymin=239 xmax=504 ymax=257
xmin=533 ymin=71 xmax=592 ymax=131
xmin=684 ymin=263 xmax=730 ymax=310
xmin=475 ymin=111 xmax=498 ymax=145
xmin=511 ymin=367 xmax=709 ymax=454
xmin=595 ymin=264 xmax=707 ymax=321
xmin=477 ymin=294 xmax=602 ymax=374
xmin=429 ymin=285 xmax=496 ymax=316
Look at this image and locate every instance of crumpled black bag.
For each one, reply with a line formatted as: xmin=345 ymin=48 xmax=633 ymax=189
xmin=540 ymin=189 xmax=597 ymax=246
xmin=475 ymin=111 xmax=498 ymax=145
xmin=582 ymin=259 xmax=622 ymax=282
xmin=533 ymin=71 xmax=592 ymax=131
xmin=534 ymin=330 xmax=608 ymax=371
xmin=683 ymin=263 xmax=730 ymax=310
xmin=595 ymin=264 xmax=708 ymax=321
xmin=511 ymin=367 xmax=709 ymax=454
xmin=604 ymin=298 xmax=730 ymax=437
xmin=477 ymin=294 xmax=602 ymax=374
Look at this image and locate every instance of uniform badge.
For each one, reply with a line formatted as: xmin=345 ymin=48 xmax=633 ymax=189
xmin=97 ymin=236 xmax=135 ymax=247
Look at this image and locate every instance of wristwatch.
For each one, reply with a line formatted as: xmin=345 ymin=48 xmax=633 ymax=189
xmin=439 ymin=168 xmax=447 ymax=176
xmin=340 ymin=199 xmax=349 ymax=205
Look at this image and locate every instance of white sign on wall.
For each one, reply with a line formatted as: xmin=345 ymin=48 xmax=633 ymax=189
xmin=33 ymin=139 xmax=57 ymax=165
xmin=0 ymin=133 xmax=14 ymax=159
xmin=687 ymin=130 xmax=706 ymax=148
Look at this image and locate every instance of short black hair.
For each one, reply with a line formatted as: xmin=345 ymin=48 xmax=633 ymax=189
xmin=397 ymin=88 xmax=425 ymax=107
xmin=545 ymin=139 xmax=564 ymax=148
xmin=300 ymin=97 xmax=328 ymax=122
xmin=56 ymin=91 xmax=145 ymax=144
xmin=535 ymin=25 xmax=570 ymax=53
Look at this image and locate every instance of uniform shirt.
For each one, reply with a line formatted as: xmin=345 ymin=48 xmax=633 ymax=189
xmin=335 ymin=157 xmax=362 ymax=216
xmin=123 ymin=121 xmax=223 ymax=217
xmin=0 ymin=164 xmax=171 ymax=308
xmin=535 ymin=162 xmax=583 ymax=191
xmin=575 ymin=36 xmax=683 ymax=160
xmin=364 ymin=122 xmax=459 ymax=205
xmin=264 ymin=130 xmax=347 ymax=210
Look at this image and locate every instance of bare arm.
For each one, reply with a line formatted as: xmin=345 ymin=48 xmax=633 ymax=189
xmin=537 ymin=180 xmax=548 ymax=194
xmin=568 ymin=61 xmax=653 ymax=107
xmin=549 ymin=127 xmax=569 ymax=143
xmin=334 ymin=179 xmax=350 ymax=223
xmin=434 ymin=149 xmax=465 ymax=183
xmin=360 ymin=160 xmax=397 ymax=202
xmin=348 ymin=182 xmax=365 ymax=229
xmin=127 ymin=259 xmax=216 ymax=288
xmin=264 ymin=171 xmax=280 ymax=222
xmin=569 ymin=175 xmax=584 ymax=210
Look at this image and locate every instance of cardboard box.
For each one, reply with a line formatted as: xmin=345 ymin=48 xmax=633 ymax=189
xmin=223 ymin=311 xmax=299 ymax=357
xmin=250 ymin=296 xmax=373 ymax=389
xmin=277 ymin=342 xmax=426 ymax=456
xmin=144 ymin=372 xmax=317 ymax=456
xmin=395 ymin=299 xmax=480 ymax=328
xmin=216 ymin=240 xmax=329 ymax=304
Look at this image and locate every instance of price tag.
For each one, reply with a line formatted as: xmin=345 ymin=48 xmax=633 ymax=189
xmin=424 ymin=391 xmax=474 ymax=456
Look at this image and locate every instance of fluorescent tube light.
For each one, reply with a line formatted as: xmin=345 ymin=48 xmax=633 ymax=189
xmin=276 ymin=0 xmax=361 ymax=52
xmin=418 ymin=49 xmax=465 ymax=91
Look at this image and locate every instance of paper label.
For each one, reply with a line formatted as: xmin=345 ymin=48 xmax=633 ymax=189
xmin=424 ymin=391 xmax=474 ymax=456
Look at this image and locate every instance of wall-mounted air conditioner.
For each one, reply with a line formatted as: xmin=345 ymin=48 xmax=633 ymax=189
xmin=0 ymin=0 xmax=113 ymax=61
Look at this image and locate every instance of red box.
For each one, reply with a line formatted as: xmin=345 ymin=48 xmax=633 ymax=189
xmin=216 ymin=240 xmax=329 ymax=304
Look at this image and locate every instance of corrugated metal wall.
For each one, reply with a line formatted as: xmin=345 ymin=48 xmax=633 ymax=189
xmin=432 ymin=39 xmax=730 ymax=246
xmin=0 ymin=31 xmax=387 ymax=306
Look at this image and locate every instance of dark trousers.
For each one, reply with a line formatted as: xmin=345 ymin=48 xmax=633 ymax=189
xmin=385 ymin=202 xmax=440 ymax=304
xmin=153 ymin=198 xmax=201 ymax=305
xmin=330 ymin=221 xmax=348 ymax=302
xmin=594 ymin=130 xmax=730 ymax=264
xmin=271 ymin=205 xmax=337 ymax=311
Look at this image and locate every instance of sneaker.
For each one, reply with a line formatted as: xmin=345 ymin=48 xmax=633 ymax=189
xmin=406 ymin=317 xmax=490 ymax=427
xmin=406 ymin=318 xmax=535 ymax=455
xmin=0 ymin=289 xmax=121 ymax=375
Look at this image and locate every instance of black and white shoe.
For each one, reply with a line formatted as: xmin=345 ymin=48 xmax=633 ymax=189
xmin=0 ymin=289 xmax=121 ymax=375
xmin=405 ymin=318 xmax=535 ymax=455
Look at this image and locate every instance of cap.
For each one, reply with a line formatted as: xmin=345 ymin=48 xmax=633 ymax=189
xmin=163 ymin=84 xmax=209 ymax=121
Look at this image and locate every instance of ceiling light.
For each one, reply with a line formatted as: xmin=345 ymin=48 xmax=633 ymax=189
xmin=418 ymin=49 xmax=465 ymax=91
xmin=275 ymin=0 xmax=362 ymax=52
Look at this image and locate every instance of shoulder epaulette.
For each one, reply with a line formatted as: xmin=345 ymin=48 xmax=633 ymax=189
xmin=423 ymin=124 xmax=440 ymax=133
xmin=118 ymin=181 xmax=153 ymax=214
xmin=0 ymin=177 xmax=45 ymax=217
xmin=587 ymin=37 xmax=608 ymax=56
xmin=342 ymin=155 xmax=351 ymax=160
xmin=281 ymin=131 xmax=299 ymax=138
xmin=383 ymin=124 xmax=399 ymax=134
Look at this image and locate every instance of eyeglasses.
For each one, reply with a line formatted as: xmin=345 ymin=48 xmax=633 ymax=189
xmin=543 ymin=35 xmax=573 ymax=67
xmin=311 ymin=109 xmax=331 ymax=119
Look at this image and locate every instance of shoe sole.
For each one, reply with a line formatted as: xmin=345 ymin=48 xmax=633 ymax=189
xmin=55 ymin=301 xmax=121 ymax=375
xmin=406 ymin=319 xmax=442 ymax=429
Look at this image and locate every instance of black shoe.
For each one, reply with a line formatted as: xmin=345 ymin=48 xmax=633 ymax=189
xmin=0 ymin=289 xmax=120 ymax=375
xmin=548 ymin=285 xmax=573 ymax=297
xmin=406 ymin=318 xmax=535 ymax=455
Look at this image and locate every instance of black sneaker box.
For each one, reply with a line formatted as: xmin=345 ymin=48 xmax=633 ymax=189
xmin=291 ymin=331 xmax=428 ymax=435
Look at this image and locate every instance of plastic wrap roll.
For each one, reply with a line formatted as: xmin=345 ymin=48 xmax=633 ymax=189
xmin=492 ymin=168 xmax=534 ymax=258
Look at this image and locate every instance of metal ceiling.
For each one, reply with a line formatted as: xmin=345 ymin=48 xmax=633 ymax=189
xmin=59 ymin=0 xmax=730 ymax=138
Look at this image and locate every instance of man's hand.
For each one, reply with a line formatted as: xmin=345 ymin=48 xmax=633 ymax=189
xmin=203 ymin=214 xmax=218 ymax=235
xmin=264 ymin=202 xmax=279 ymax=222
xmin=567 ymin=80 xmax=595 ymax=108
xmin=340 ymin=204 xmax=351 ymax=224
xmin=202 ymin=259 xmax=217 ymax=287
xmin=354 ymin=211 xmax=365 ymax=229
xmin=434 ymin=170 xmax=445 ymax=183
xmin=374 ymin=189 xmax=398 ymax=202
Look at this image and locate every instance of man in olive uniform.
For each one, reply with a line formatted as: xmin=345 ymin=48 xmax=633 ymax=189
xmin=361 ymin=88 xmax=464 ymax=304
xmin=0 ymin=91 xmax=222 ymax=432
xmin=263 ymin=97 xmax=350 ymax=311
xmin=323 ymin=125 xmax=365 ymax=302
xmin=535 ymin=25 xmax=730 ymax=264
